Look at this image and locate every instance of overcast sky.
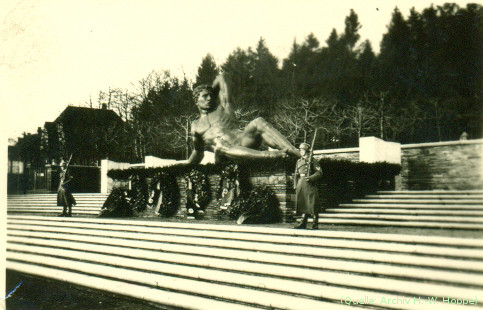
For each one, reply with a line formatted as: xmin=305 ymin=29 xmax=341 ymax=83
xmin=0 ymin=0 xmax=473 ymax=141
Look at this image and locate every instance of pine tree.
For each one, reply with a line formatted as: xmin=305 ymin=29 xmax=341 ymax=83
xmin=195 ymin=54 xmax=218 ymax=87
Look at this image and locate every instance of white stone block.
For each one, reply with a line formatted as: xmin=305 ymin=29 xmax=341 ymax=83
xmin=359 ymin=136 xmax=401 ymax=164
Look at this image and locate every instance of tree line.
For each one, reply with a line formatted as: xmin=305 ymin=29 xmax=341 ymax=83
xmin=15 ymin=3 xmax=482 ymax=165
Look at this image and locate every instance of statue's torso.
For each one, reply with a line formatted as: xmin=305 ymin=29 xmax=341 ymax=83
xmin=193 ymin=107 xmax=242 ymax=150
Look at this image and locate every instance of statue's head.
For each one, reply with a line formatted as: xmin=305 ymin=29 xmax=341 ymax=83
xmin=193 ymin=84 xmax=216 ymax=112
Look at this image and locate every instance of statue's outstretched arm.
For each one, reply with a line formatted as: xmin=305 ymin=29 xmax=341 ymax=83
xmin=212 ymin=73 xmax=234 ymax=116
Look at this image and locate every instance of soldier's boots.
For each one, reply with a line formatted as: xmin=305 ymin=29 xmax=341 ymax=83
xmin=294 ymin=214 xmax=308 ymax=229
xmin=59 ymin=206 xmax=72 ymax=217
xmin=311 ymin=213 xmax=319 ymax=230
xmin=59 ymin=206 xmax=67 ymax=217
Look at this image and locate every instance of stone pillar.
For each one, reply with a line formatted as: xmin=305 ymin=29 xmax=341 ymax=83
xmin=100 ymin=159 xmax=130 ymax=193
xmin=359 ymin=136 xmax=401 ymax=190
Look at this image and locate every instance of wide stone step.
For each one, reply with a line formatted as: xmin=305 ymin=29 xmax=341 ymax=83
xmin=353 ymin=199 xmax=483 ymax=205
xmin=7 ymin=203 xmax=104 ymax=207
xmin=7 ymin=216 xmax=483 ymax=309
xmin=8 ymin=205 xmax=100 ymax=209
xmin=7 ymin=261 xmax=261 ymax=310
xmin=340 ymin=203 xmax=483 ymax=209
xmin=7 ymin=193 xmax=109 ymax=199
xmin=8 ymin=218 xmax=483 ymax=258
xmin=8 ymin=199 xmax=107 ymax=202
xmin=5 ymin=243 xmax=478 ymax=310
xmin=8 ymin=198 xmax=107 ymax=202
xmin=327 ymin=208 xmax=483 ymax=216
xmin=9 ymin=215 xmax=483 ymax=246
xmin=378 ymin=190 xmax=483 ymax=195
xmin=7 ymin=194 xmax=107 ymax=216
xmin=8 ymin=218 xmax=483 ymax=271
xmin=9 ymin=251 xmax=350 ymax=310
xmin=319 ymin=213 xmax=483 ymax=223
xmin=8 ymin=208 xmax=99 ymax=215
xmin=315 ymin=218 xmax=483 ymax=230
xmin=367 ymin=194 xmax=483 ymax=199
xmin=9 ymin=235 xmax=483 ymax=288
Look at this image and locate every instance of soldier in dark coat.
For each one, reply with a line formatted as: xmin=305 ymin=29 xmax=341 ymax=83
xmin=57 ymin=160 xmax=76 ymax=217
xmin=294 ymin=143 xmax=323 ymax=229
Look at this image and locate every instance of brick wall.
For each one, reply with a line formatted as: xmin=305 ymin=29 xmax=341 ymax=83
xmin=399 ymin=140 xmax=483 ymax=190
xmin=313 ymin=140 xmax=483 ymax=190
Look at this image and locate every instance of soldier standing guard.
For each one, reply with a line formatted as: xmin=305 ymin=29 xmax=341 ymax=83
xmin=294 ymin=143 xmax=323 ymax=229
xmin=57 ymin=159 xmax=76 ymax=217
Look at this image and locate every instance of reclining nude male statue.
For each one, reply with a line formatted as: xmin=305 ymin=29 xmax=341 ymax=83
xmin=186 ymin=73 xmax=300 ymax=164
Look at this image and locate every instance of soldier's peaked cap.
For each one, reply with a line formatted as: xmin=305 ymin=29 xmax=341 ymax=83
xmin=299 ymin=143 xmax=310 ymax=150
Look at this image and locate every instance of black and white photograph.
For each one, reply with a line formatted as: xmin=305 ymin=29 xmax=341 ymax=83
xmin=1 ymin=0 xmax=482 ymax=309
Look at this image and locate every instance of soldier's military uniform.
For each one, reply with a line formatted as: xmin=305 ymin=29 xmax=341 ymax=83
xmin=57 ymin=163 xmax=76 ymax=217
xmin=294 ymin=143 xmax=322 ymax=229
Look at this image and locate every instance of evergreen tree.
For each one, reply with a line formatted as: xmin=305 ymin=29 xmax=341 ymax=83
xmin=281 ymin=33 xmax=321 ymax=98
xmin=357 ymin=40 xmax=377 ymax=91
xmin=379 ymin=7 xmax=411 ymax=100
xmin=222 ymin=47 xmax=256 ymax=111
xmin=195 ymin=54 xmax=218 ymax=87
xmin=250 ymin=38 xmax=281 ymax=115
xmin=341 ymin=9 xmax=361 ymax=53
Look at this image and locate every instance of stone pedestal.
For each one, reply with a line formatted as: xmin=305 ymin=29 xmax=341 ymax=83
xmin=247 ymin=171 xmax=295 ymax=223
xmin=174 ymin=167 xmax=296 ymax=223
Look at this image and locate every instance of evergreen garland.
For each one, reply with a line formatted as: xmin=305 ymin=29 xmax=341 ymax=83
xmin=185 ymin=168 xmax=211 ymax=216
xmin=99 ymin=188 xmax=133 ymax=217
xmin=227 ymin=186 xmax=281 ymax=224
xmin=105 ymin=158 xmax=402 ymax=220
xmin=107 ymin=159 xmax=401 ymax=182
xmin=149 ymin=172 xmax=180 ymax=217
xmin=216 ymin=163 xmax=241 ymax=198
xmin=129 ymin=174 xmax=147 ymax=213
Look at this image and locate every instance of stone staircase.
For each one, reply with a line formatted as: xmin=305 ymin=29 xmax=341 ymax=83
xmin=7 ymin=193 xmax=108 ymax=217
xmin=6 ymin=215 xmax=483 ymax=309
xmin=319 ymin=190 xmax=483 ymax=230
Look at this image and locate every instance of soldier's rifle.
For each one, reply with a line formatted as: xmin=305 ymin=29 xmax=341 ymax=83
xmin=306 ymin=128 xmax=318 ymax=176
xmin=62 ymin=154 xmax=74 ymax=184
xmin=65 ymin=154 xmax=73 ymax=171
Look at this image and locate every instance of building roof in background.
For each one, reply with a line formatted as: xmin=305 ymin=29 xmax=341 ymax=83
xmin=54 ymin=106 xmax=123 ymax=125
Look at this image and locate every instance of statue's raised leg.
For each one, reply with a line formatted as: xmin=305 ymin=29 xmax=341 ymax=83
xmin=241 ymin=117 xmax=300 ymax=158
xmin=215 ymin=140 xmax=287 ymax=161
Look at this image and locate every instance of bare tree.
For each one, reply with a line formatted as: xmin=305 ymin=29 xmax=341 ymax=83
xmin=272 ymin=97 xmax=323 ymax=144
xmin=376 ymin=91 xmax=389 ymax=140
xmin=320 ymin=103 xmax=351 ymax=146
xmin=173 ymin=113 xmax=198 ymax=159
xmin=346 ymin=94 xmax=378 ymax=138
xmin=385 ymin=100 xmax=425 ymax=141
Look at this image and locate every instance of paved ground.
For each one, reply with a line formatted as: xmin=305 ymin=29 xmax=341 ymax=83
xmin=6 ymin=270 xmax=169 ymax=310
